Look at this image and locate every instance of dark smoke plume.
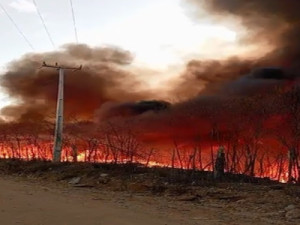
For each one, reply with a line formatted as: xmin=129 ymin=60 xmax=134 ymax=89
xmin=97 ymin=100 xmax=171 ymax=120
xmin=179 ymin=0 xmax=300 ymax=96
xmin=138 ymin=0 xmax=300 ymax=144
xmin=0 ymin=44 xmax=153 ymax=121
xmin=2 ymin=1 xmax=300 ymax=146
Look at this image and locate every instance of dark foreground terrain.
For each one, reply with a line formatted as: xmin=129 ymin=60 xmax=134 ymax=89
xmin=0 ymin=160 xmax=299 ymax=225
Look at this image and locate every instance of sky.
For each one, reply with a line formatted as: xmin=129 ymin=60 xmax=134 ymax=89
xmin=0 ymin=0 xmax=242 ymax=109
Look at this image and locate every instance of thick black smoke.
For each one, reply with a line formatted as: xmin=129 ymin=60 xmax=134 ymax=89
xmin=97 ymin=100 xmax=171 ymax=120
xmin=178 ymin=0 xmax=300 ymax=97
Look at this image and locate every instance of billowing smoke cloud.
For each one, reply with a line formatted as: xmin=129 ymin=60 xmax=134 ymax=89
xmin=178 ymin=0 xmax=300 ymax=96
xmin=202 ymin=0 xmax=300 ymax=64
xmin=133 ymin=0 xmax=300 ymax=144
xmin=0 ymin=44 xmax=154 ymax=121
xmin=97 ymin=100 xmax=171 ymax=120
xmin=1 ymin=1 xmax=300 ymax=181
xmin=1 ymin=1 xmax=300 ymax=147
xmin=172 ymin=57 xmax=256 ymax=97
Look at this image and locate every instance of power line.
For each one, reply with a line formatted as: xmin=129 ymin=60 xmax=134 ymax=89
xmin=69 ymin=0 xmax=78 ymax=43
xmin=32 ymin=0 xmax=55 ymax=48
xmin=0 ymin=2 xmax=34 ymax=50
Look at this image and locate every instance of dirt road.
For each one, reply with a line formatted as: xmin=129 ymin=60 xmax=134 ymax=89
xmin=0 ymin=176 xmax=298 ymax=225
xmin=0 ymin=176 xmax=193 ymax=225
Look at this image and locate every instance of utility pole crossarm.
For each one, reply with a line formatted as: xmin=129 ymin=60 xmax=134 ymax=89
xmin=40 ymin=61 xmax=82 ymax=162
xmin=41 ymin=62 xmax=82 ymax=71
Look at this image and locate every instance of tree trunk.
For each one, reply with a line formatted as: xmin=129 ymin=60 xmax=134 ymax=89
xmin=214 ymin=146 xmax=225 ymax=180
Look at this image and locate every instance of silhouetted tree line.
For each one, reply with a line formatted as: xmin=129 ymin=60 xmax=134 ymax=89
xmin=1 ymin=87 xmax=300 ymax=183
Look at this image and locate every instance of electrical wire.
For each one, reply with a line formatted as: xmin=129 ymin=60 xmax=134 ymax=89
xmin=32 ymin=0 xmax=55 ymax=48
xmin=0 ymin=2 xmax=35 ymax=50
xmin=69 ymin=0 xmax=78 ymax=43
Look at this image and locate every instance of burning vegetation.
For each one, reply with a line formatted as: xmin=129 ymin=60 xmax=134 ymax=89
xmin=1 ymin=0 xmax=300 ymax=184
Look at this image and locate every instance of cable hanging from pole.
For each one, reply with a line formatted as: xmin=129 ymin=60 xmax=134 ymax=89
xmin=32 ymin=0 xmax=55 ymax=48
xmin=69 ymin=0 xmax=79 ymax=43
xmin=0 ymin=2 xmax=35 ymax=50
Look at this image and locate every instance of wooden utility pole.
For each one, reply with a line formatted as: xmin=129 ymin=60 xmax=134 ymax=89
xmin=41 ymin=62 xmax=82 ymax=162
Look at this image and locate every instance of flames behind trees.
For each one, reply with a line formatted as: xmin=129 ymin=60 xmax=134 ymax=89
xmin=1 ymin=1 xmax=300 ymax=182
xmin=0 ymin=88 xmax=299 ymax=182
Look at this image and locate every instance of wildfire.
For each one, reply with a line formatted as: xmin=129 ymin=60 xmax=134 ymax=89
xmin=0 ymin=143 xmax=294 ymax=183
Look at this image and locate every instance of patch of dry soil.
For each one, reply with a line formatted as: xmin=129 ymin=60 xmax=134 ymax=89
xmin=0 ymin=176 xmax=299 ymax=225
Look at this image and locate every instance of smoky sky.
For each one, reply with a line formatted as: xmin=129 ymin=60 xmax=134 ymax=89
xmin=132 ymin=0 xmax=300 ymax=144
xmin=177 ymin=0 xmax=300 ymax=97
xmin=0 ymin=44 xmax=153 ymax=121
xmin=97 ymin=100 xmax=171 ymax=120
xmin=2 ymin=0 xmax=300 ymax=126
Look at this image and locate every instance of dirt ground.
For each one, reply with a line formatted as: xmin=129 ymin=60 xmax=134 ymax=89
xmin=0 ymin=176 xmax=184 ymax=225
xmin=0 ymin=175 xmax=299 ymax=225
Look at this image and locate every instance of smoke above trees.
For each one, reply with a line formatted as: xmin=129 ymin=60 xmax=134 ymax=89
xmin=0 ymin=44 xmax=155 ymax=121
xmin=0 ymin=0 xmax=300 ymax=181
